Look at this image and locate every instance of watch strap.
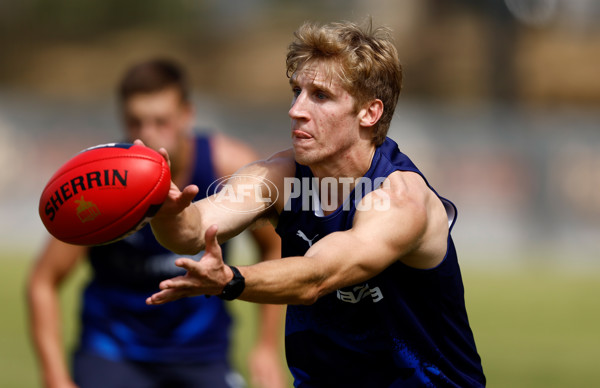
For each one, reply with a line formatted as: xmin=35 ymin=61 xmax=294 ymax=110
xmin=217 ymin=265 xmax=245 ymax=300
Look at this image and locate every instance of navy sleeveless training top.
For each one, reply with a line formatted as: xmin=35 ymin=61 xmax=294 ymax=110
xmin=276 ymin=137 xmax=485 ymax=387
xmin=81 ymin=135 xmax=231 ymax=363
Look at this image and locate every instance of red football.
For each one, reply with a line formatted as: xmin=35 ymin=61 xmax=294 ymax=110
xmin=39 ymin=143 xmax=171 ymax=246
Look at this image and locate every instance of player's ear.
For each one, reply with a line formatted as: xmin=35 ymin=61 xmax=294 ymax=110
xmin=358 ymin=99 xmax=383 ymax=128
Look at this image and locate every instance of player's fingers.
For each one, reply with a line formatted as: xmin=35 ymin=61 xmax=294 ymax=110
xmin=146 ymin=288 xmax=185 ymax=305
xmin=146 ymin=294 xmax=160 ymax=305
xmin=180 ymin=184 xmax=199 ymax=204
xmin=133 ymin=138 xmax=145 ymax=146
xmin=173 ymin=258 xmax=198 ymax=272
xmin=159 ymin=275 xmax=186 ymax=290
xmin=204 ymin=224 xmax=222 ymax=258
xmin=147 ymin=289 xmax=172 ymax=305
xmin=158 ymin=147 xmax=171 ymax=167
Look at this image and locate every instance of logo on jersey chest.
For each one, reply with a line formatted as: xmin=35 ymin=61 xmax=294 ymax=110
xmin=296 ymin=229 xmax=319 ymax=247
xmin=336 ymin=283 xmax=384 ymax=304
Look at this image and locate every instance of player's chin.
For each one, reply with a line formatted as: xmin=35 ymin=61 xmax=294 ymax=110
xmin=292 ymin=145 xmax=317 ymax=165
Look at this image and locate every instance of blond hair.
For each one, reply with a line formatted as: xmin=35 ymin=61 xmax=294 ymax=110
xmin=286 ymin=20 xmax=403 ymax=146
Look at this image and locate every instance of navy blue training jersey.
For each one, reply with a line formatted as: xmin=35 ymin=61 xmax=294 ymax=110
xmin=81 ymin=135 xmax=231 ymax=363
xmin=276 ymin=137 xmax=485 ymax=387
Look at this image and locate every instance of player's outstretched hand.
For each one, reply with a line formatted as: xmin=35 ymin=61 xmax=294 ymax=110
xmin=146 ymin=225 xmax=232 ymax=305
xmin=133 ymin=139 xmax=199 ymax=219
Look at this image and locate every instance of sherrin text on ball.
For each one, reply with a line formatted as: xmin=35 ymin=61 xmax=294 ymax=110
xmin=39 ymin=143 xmax=171 ymax=245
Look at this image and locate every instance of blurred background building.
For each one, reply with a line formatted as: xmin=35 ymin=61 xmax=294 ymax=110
xmin=1 ymin=0 xmax=599 ymax=266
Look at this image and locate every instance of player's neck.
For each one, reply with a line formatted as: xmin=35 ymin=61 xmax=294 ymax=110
xmin=309 ymin=143 xmax=376 ymax=213
xmin=310 ymin=142 xmax=376 ymax=181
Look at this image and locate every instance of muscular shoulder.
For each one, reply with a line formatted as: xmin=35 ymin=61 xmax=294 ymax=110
xmin=384 ymin=170 xmax=432 ymax=207
xmin=357 ymin=170 xmax=449 ymax=269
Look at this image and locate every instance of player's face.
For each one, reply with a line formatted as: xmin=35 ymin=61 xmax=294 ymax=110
xmin=122 ymin=87 xmax=193 ymax=156
xmin=288 ymin=62 xmax=362 ymax=168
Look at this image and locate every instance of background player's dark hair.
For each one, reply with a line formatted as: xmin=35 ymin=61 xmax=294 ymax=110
xmin=118 ymin=58 xmax=190 ymax=103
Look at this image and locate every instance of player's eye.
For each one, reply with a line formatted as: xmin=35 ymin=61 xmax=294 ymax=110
xmin=292 ymin=87 xmax=301 ymax=98
xmin=316 ymin=91 xmax=328 ymax=100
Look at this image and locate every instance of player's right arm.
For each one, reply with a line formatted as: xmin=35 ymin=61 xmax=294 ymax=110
xmin=26 ymin=237 xmax=86 ymax=388
xmin=149 ymin=144 xmax=294 ymax=256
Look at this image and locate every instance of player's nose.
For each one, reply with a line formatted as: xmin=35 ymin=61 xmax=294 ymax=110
xmin=289 ymin=94 xmax=309 ymax=121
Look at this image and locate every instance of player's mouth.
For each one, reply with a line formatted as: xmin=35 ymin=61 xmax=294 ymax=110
xmin=292 ymin=129 xmax=312 ymax=140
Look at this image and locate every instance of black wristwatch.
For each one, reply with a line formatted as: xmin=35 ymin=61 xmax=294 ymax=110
xmin=218 ymin=265 xmax=245 ymax=300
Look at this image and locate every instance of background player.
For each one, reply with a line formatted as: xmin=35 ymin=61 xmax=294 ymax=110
xmin=27 ymin=58 xmax=287 ymax=388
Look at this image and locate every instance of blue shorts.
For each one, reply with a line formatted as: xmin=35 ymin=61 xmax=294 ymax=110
xmin=73 ymin=351 xmax=246 ymax=388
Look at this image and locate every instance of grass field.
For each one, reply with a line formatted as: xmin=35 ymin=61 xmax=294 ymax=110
xmin=2 ymin=250 xmax=599 ymax=387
